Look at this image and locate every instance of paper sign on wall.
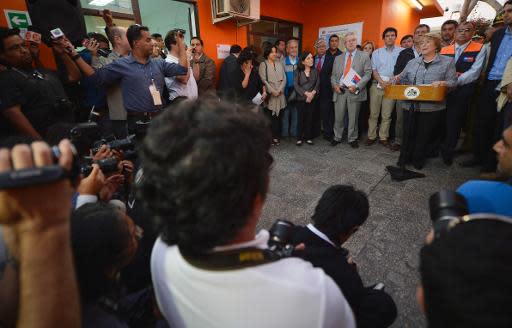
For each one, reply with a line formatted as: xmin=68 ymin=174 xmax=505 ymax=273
xmin=217 ymin=44 xmax=231 ymax=59
xmin=319 ymin=22 xmax=364 ymax=51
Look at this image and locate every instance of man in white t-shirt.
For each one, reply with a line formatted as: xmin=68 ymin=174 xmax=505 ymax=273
xmin=163 ymin=29 xmax=198 ymax=103
xmin=140 ymin=100 xmax=355 ymax=328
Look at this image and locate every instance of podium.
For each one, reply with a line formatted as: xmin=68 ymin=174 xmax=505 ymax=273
xmin=383 ymin=84 xmax=448 ymax=181
xmin=384 ymin=85 xmax=447 ymax=101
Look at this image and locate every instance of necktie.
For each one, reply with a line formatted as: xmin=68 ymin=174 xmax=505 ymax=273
xmin=455 ymin=46 xmax=463 ymax=61
xmin=343 ymin=53 xmax=352 ymax=77
xmin=316 ymin=56 xmax=322 ymax=71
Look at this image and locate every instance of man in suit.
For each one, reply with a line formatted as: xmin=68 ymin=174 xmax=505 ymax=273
xmin=314 ymin=38 xmax=337 ymax=141
xmin=291 ymin=185 xmax=397 ymax=328
xmin=462 ymin=1 xmax=512 ymax=173
xmin=218 ymin=44 xmax=242 ymax=99
xmin=331 ymin=32 xmax=372 ymax=148
xmin=315 ymin=34 xmax=341 ymax=141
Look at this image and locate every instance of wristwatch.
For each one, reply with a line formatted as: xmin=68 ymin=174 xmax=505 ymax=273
xmin=70 ymin=53 xmax=81 ymax=61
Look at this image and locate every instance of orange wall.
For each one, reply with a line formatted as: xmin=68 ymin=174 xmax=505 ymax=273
xmin=379 ymin=0 xmax=420 ymax=47
xmin=301 ymin=0 xmax=384 ymax=52
xmin=0 ymin=0 xmax=56 ymax=68
xmin=195 ymin=0 xmax=305 ymax=69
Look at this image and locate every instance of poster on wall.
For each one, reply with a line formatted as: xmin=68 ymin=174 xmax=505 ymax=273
xmin=318 ymin=22 xmax=363 ymax=50
xmin=217 ymin=44 xmax=231 ymax=59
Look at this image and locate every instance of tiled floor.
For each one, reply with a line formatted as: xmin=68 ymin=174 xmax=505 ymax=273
xmin=258 ymin=137 xmax=479 ymax=327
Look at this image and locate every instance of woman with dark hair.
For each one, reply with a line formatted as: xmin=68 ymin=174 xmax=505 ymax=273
xmin=294 ymin=51 xmax=320 ymax=145
xmin=259 ymin=45 xmax=286 ymax=145
xmin=71 ymin=203 xmax=141 ymax=327
xmin=230 ymin=47 xmax=267 ymax=105
xmin=398 ymin=33 xmax=456 ymax=169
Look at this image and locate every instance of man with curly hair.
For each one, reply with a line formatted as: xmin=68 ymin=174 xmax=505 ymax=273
xmin=140 ymin=100 xmax=355 ymax=328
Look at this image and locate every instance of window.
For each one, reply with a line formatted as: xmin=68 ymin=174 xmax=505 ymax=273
xmin=248 ymin=17 xmax=302 ymax=54
xmin=137 ymin=0 xmax=198 ymax=44
xmin=80 ymin=0 xmax=198 ymax=45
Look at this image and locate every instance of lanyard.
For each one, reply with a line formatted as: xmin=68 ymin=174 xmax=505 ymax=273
xmin=10 ymin=67 xmax=44 ymax=80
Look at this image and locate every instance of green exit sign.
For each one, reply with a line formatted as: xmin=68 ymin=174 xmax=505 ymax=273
xmin=4 ymin=10 xmax=32 ymax=29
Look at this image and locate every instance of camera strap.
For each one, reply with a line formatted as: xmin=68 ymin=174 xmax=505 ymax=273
xmin=180 ymin=247 xmax=282 ymax=271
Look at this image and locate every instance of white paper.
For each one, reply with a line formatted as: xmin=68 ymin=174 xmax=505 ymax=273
xmin=341 ymin=68 xmax=362 ymax=87
xmin=377 ymin=76 xmax=390 ymax=89
xmin=252 ymin=92 xmax=264 ymax=105
xmin=216 ymin=44 xmax=231 ymax=59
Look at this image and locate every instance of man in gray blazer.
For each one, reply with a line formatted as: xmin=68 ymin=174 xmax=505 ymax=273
xmin=331 ymin=32 xmax=372 ymax=148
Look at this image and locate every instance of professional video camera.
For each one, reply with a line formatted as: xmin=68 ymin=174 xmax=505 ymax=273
xmin=429 ymin=190 xmax=469 ymax=239
xmin=80 ymin=157 xmax=119 ymax=176
xmin=92 ymin=135 xmax=136 ymax=154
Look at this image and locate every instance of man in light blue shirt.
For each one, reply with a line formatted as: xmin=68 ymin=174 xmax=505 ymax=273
xmin=367 ymin=27 xmax=403 ymax=146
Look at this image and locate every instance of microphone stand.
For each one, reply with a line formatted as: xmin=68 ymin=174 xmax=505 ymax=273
xmin=386 ymin=60 xmax=426 ymax=181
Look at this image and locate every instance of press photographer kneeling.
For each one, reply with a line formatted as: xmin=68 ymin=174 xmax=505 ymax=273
xmin=289 ymin=185 xmax=397 ymax=328
xmin=140 ymin=100 xmax=356 ymax=327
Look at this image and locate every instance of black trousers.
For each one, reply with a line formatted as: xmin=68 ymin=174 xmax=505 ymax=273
xmin=355 ymin=287 xmax=397 ymax=328
xmin=264 ymin=107 xmax=282 ymax=139
xmin=297 ymin=99 xmax=315 ymax=141
xmin=473 ymin=79 xmax=500 ymax=171
xmin=318 ymin=93 xmax=335 ymax=139
xmin=441 ymin=83 xmax=476 ymax=160
xmin=399 ymin=109 xmax=444 ymax=168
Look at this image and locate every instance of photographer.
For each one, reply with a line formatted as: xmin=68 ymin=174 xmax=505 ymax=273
xmin=140 ymin=100 xmax=355 ymax=327
xmin=291 ymin=185 xmax=397 ymax=328
xmin=457 ymin=125 xmax=512 ymax=216
xmin=0 ymin=28 xmax=79 ymax=139
xmin=0 ymin=139 xmax=80 ymax=328
xmin=71 ymin=202 xmax=141 ymax=328
xmin=419 ymin=209 xmax=512 ymax=327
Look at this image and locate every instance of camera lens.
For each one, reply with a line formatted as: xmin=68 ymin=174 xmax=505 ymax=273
xmin=429 ymin=190 xmax=468 ymax=222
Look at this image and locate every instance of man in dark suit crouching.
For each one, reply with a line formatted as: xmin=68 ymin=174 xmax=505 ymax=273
xmin=292 ymin=185 xmax=397 ymax=328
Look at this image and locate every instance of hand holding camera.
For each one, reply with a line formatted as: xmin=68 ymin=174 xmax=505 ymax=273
xmin=77 ymin=164 xmax=105 ymax=196
xmin=0 ymin=140 xmax=75 ymax=227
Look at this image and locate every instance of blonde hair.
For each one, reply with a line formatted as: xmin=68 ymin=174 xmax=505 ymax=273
xmin=424 ymin=32 xmax=442 ymax=52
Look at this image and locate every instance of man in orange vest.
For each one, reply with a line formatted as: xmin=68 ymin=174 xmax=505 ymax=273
xmin=440 ymin=21 xmax=487 ymax=165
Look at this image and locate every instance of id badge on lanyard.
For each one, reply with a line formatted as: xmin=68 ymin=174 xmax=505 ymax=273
xmin=149 ymin=79 xmax=163 ymax=106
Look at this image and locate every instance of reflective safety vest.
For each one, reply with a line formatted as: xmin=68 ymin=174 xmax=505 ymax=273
xmin=440 ymin=41 xmax=483 ymax=75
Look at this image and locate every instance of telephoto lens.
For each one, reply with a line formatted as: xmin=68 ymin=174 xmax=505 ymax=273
xmin=80 ymin=157 xmax=119 ymax=176
xmin=428 ymin=190 xmax=469 ymax=239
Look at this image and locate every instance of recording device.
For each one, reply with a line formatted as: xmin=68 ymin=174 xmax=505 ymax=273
xmin=268 ymin=219 xmax=296 ymax=258
xmin=50 ymin=27 xmax=64 ymax=39
xmin=175 ymin=29 xmax=186 ymax=36
xmin=92 ymin=135 xmax=136 ymax=154
xmin=429 ymin=190 xmax=469 ymax=239
xmin=80 ymin=157 xmax=119 ymax=176
xmin=82 ymin=39 xmax=111 ymax=57
xmin=25 ymin=31 xmax=42 ymax=44
xmin=70 ymin=122 xmax=101 ymax=156
xmin=0 ymin=146 xmax=80 ymax=190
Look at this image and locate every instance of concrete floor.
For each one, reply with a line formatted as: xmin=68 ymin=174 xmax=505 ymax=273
xmin=258 ymin=137 xmax=479 ymax=327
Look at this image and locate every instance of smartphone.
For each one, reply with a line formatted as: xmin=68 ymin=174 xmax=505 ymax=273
xmin=50 ymin=28 xmax=64 ymax=39
xmin=175 ymin=29 xmax=186 ymax=35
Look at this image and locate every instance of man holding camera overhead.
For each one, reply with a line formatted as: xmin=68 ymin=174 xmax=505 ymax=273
xmin=70 ymin=25 xmax=188 ymax=130
xmin=0 ymin=27 xmax=80 ymax=139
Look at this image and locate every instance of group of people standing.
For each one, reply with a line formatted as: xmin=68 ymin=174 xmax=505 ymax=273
xmin=218 ymin=2 xmax=512 ymax=174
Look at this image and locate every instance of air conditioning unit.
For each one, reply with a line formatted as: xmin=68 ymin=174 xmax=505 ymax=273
xmin=211 ymin=0 xmax=260 ymax=25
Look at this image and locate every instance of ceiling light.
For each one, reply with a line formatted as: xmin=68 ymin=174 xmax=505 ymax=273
xmin=89 ymin=0 xmax=115 ymax=6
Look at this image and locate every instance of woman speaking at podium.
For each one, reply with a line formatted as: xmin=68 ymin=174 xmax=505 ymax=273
xmin=397 ymin=33 xmax=457 ymax=170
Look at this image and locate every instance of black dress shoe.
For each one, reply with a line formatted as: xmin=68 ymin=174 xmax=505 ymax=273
xmin=331 ymin=139 xmax=341 ymax=146
xmin=323 ymin=135 xmax=333 ymax=142
xmin=460 ymin=158 xmax=481 ymax=167
xmin=349 ymin=141 xmax=359 ymax=148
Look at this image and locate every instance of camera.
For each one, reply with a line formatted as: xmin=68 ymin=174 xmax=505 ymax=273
xmin=429 ymin=190 xmax=469 ymax=239
xmin=92 ymin=135 xmax=136 ymax=154
xmin=268 ymin=219 xmax=296 ymax=258
xmin=174 ymin=29 xmax=186 ymax=36
xmin=0 ymin=145 xmax=80 ymax=190
xmin=80 ymin=157 xmax=119 ymax=176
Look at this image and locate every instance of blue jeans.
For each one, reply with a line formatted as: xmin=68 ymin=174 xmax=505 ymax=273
xmin=281 ymin=103 xmax=298 ymax=137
